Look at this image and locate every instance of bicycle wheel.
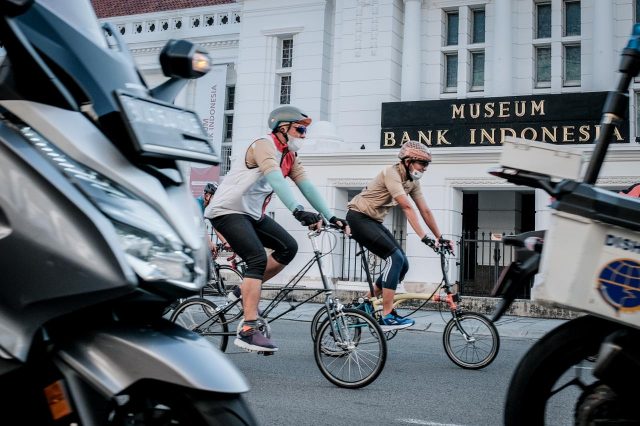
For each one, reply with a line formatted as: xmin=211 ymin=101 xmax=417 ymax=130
xmin=504 ymin=315 xmax=624 ymax=426
xmin=314 ymin=308 xmax=387 ymax=389
xmin=442 ymin=312 xmax=499 ymax=369
xmin=170 ymin=298 xmax=229 ymax=352
xmin=204 ymin=265 xmax=243 ymax=295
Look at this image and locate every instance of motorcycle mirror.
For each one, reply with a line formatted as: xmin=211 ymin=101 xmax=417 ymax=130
xmin=159 ymin=39 xmax=211 ymax=79
xmin=1 ymin=0 xmax=33 ymax=16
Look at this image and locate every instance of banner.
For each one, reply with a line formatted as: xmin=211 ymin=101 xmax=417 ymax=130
xmin=190 ymin=64 xmax=227 ymax=196
xmin=380 ymin=92 xmax=629 ymax=148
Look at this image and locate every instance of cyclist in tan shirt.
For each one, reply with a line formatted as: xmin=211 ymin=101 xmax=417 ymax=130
xmin=347 ymin=140 xmax=453 ymax=330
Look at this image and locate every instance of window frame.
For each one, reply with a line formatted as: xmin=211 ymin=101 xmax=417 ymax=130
xmin=443 ymin=52 xmax=458 ymax=92
xmin=445 ymin=10 xmax=459 ymax=46
xmin=469 ymin=50 xmax=485 ymax=91
xmin=563 ymin=0 xmax=581 ymax=37
xmin=470 ymin=8 xmax=485 ymax=44
xmin=562 ymin=43 xmax=581 ymax=87
xmin=535 ymin=2 xmax=552 ymax=40
xmin=279 ymin=74 xmax=292 ymax=105
xmin=534 ymin=44 xmax=552 ymax=88
xmin=280 ymin=38 xmax=293 ymax=69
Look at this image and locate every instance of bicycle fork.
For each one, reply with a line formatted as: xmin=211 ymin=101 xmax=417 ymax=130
xmin=452 ymin=311 xmax=476 ymax=343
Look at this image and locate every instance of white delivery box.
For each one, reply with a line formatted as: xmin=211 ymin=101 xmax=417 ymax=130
xmin=500 ymin=136 xmax=583 ymax=179
xmin=533 ymin=210 xmax=640 ymax=328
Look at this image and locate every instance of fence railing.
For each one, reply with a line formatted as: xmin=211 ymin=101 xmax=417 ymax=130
xmin=458 ymin=231 xmax=532 ymax=298
xmin=339 ymin=230 xmax=404 ymax=282
xmin=338 ymin=230 xmax=532 ymax=299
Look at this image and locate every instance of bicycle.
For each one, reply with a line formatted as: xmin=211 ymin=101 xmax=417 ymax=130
xmin=170 ymin=224 xmax=388 ymax=389
xmin=311 ymin=237 xmax=500 ymax=369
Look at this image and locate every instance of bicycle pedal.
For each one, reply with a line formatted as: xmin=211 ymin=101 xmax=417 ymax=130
xmin=258 ymin=351 xmax=275 ymax=356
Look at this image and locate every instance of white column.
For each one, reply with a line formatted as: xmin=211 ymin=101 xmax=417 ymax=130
xmin=492 ymin=0 xmax=512 ymax=95
xmin=401 ymin=0 xmax=422 ymax=101
xmin=591 ymin=1 xmax=615 ymax=91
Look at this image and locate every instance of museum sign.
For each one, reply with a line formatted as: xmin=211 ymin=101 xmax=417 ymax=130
xmin=380 ymin=92 xmax=629 ymax=148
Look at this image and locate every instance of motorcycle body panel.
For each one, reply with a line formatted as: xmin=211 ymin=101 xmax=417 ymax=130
xmin=56 ymin=321 xmax=250 ymax=396
xmin=0 ymin=120 xmax=135 ymax=361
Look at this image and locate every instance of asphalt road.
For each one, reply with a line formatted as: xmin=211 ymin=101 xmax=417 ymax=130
xmin=225 ymin=317 xmax=581 ymax=426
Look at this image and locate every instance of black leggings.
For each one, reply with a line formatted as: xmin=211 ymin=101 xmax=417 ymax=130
xmin=210 ymin=214 xmax=297 ymax=280
xmin=346 ymin=209 xmax=409 ymax=290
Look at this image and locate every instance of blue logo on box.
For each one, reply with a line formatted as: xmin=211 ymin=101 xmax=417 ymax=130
xmin=598 ymin=259 xmax=640 ymax=313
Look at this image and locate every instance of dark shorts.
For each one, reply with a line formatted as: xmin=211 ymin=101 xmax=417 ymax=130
xmin=210 ymin=214 xmax=297 ymax=279
xmin=346 ymin=210 xmax=402 ymax=259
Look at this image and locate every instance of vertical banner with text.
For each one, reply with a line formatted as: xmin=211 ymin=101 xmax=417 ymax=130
xmin=190 ymin=64 xmax=227 ymax=197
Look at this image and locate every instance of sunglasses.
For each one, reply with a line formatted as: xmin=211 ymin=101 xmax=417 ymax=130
xmin=293 ymin=125 xmax=307 ymax=135
xmin=414 ymin=160 xmax=430 ymax=167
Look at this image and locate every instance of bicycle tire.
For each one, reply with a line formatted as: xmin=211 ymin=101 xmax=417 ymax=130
xmin=442 ymin=312 xmax=500 ymax=369
xmin=170 ymin=298 xmax=229 ymax=352
xmin=504 ymin=315 xmax=621 ymax=426
xmin=314 ymin=308 xmax=387 ymax=389
xmin=203 ymin=265 xmax=244 ymax=295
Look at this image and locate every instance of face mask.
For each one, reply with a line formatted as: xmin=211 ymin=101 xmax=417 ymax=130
xmin=410 ymin=169 xmax=423 ymax=180
xmin=287 ymin=136 xmax=304 ymax=152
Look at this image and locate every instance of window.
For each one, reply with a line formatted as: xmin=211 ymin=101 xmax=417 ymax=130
xmin=564 ymin=1 xmax=580 ymax=37
xmin=224 ymin=115 xmax=233 ymax=140
xmin=221 ymin=85 xmax=235 ymax=176
xmin=563 ymin=44 xmax=581 ymax=86
xmin=471 ymin=9 xmax=485 ymax=44
xmin=445 ymin=11 xmax=459 ymax=46
xmin=536 ymin=3 xmax=551 ymax=39
xmin=535 ymin=46 xmax=551 ymax=87
xmin=281 ymin=38 xmax=293 ymax=68
xmin=470 ymin=51 xmax=485 ymax=90
xmin=637 ymin=0 xmax=640 ymax=23
xmin=226 ymin=86 xmax=235 ymax=111
xmin=279 ymin=75 xmax=291 ymax=104
xmin=445 ymin=53 xmax=458 ymax=91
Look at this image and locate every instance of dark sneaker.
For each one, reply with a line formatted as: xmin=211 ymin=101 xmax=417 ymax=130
xmin=379 ymin=312 xmax=415 ymax=331
xmin=234 ymin=328 xmax=278 ymax=352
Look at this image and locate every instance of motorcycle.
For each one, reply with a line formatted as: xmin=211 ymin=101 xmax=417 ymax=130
xmin=490 ymin=24 xmax=640 ymax=426
xmin=0 ymin=0 xmax=256 ymax=424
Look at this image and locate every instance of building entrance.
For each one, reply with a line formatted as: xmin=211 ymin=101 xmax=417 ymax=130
xmin=459 ymin=190 xmax=535 ymax=297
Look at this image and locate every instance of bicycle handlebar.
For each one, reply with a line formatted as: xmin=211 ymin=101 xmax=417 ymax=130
xmin=422 ymin=237 xmax=454 ymax=256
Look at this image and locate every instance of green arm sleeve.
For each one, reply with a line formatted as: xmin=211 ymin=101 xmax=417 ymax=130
xmin=265 ymin=170 xmax=300 ymax=212
xmin=296 ymin=179 xmax=333 ymax=219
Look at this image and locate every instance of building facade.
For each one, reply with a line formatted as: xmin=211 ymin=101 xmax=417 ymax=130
xmin=84 ymin=0 xmax=640 ymax=293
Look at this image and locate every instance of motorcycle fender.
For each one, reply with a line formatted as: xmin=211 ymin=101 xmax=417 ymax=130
xmin=55 ymin=321 xmax=249 ymax=397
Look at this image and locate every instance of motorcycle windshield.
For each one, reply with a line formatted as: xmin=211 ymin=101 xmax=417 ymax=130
xmin=36 ymin=0 xmax=108 ymax=50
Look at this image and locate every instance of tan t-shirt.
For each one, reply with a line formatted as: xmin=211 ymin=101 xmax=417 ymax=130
xmin=348 ymin=163 xmax=425 ymax=222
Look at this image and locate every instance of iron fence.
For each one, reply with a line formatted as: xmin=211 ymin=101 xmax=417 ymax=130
xmin=338 ymin=230 xmax=404 ymax=282
xmin=458 ymin=231 xmax=532 ymax=298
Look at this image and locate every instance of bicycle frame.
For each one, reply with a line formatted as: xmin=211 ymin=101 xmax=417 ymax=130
xmin=356 ymin=242 xmax=479 ymax=342
xmin=191 ymin=227 xmax=347 ymax=338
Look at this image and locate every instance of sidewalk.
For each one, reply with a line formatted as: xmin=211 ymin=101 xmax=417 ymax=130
xmin=269 ymin=301 xmax=566 ymax=339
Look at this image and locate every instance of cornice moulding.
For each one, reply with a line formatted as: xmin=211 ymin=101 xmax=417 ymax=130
xmin=261 ymin=26 xmax=305 ymax=36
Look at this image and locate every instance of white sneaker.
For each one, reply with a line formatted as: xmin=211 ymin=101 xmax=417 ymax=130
xmin=395 ymin=282 xmax=407 ymax=294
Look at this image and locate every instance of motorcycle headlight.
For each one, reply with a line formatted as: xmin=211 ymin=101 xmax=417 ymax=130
xmin=20 ymin=125 xmax=204 ymax=286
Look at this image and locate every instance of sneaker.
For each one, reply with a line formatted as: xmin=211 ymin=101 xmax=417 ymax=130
xmin=234 ymin=328 xmax=278 ymax=352
xmin=378 ymin=312 xmax=415 ymax=331
xmin=395 ymin=281 xmax=407 ymax=294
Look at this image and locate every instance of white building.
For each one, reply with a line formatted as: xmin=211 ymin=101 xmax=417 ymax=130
xmin=92 ymin=0 xmax=640 ymax=295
